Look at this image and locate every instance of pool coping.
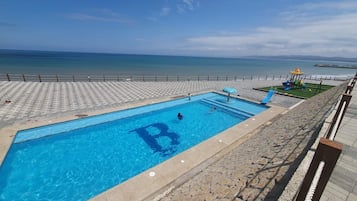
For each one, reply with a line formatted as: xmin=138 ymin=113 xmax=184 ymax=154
xmin=0 ymin=91 xmax=287 ymax=200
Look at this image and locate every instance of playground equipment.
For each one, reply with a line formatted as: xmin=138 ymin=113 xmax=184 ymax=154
xmin=282 ymin=67 xmax=306 ymax=90
xmin=261 ymin=89 xmax=275 ymax=104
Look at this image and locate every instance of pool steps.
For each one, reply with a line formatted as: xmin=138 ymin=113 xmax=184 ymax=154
xmin=201 ymin=98 xmax=254 ymax=118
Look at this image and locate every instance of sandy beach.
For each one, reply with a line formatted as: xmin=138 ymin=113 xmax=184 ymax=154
xmin=0 ymin=79 xmax=347 ymax=200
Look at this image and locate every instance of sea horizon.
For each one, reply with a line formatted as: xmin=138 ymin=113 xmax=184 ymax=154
xmin=0 ymin=49 xmax=356 ymax=78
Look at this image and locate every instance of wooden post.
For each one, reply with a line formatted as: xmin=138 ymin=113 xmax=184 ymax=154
xmin=38 ymin=74 xmax=42 ymax=82
xmin=296 ymin=138 xmax=342 ymax=201
xmin=22 ymin=74 xmax=26 ymax=82
xmin=103 ymin=75 xmax=106 ymax=82
xmin=6 ymin=73 xmax=10 ymax=81
xmin=345 ymin=85 xmax=353 ymax=94
xmin=72 ymin=75 xmax=75 ymax=82
xmin=208 ymin=75 xmax=210 ymax=81
xmin=56 ymin=75 xmax=59 ymax=82
xmin=326 ymin=94 xmax=352 ymax=140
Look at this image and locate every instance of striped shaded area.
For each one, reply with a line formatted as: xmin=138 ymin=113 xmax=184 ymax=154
xmin=0 ymin=80 xmax=325 ymax=125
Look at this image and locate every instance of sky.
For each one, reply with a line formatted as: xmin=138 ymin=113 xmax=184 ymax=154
xmin=1 ymin=0 xmax=357 ymax=57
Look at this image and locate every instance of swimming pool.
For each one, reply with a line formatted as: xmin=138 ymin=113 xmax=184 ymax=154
xmin=0 ymin=92 xmax=268 ymax=201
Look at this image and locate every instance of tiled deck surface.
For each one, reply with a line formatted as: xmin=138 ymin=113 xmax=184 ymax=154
xmin=0 ymin=80 xmax=301 ymax=128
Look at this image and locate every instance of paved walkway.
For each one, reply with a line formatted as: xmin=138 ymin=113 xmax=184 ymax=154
xmin=320 ymin=85 xmax=357 ymax=201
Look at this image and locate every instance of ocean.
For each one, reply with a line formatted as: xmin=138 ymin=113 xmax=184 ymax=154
xmin=0 ymin=49 xmax=356 ymax=78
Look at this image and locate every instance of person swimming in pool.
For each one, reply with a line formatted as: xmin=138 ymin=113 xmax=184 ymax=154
xmin=210 ymin=107 xmax=217 ymax=112
xmin=177 ymin=112 xmax=183 ymax=120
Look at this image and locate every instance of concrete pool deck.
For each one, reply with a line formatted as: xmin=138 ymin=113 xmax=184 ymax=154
xmin=0 ymin=79 xmax=346 ymax=200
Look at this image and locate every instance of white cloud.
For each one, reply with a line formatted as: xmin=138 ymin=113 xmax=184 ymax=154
xmin=177 ymin=0 xmax=199 ymax=13
xmin=183 ymin=0 xmax=194 ymax=10
xmin=184 ymin=1 xmax=357 ymax=57
xmin=67 ymin=9 xmax=132 ymax=24
xmin=160 ymin=7 xmax=171 ymax=16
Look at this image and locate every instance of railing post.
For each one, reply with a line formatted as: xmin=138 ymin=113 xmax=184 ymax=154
xmin=166 ymin=75 xmax=168 ymax=82
xmin=226 ymin=76 xmax=228 ymax=81
xmin=22 ymin=74 xmax=26 ymax=82
xmin=326 ymin=93 xmax=352 ymax=140
xmin=345 ymin=85 xmax=353 ymax=94
xmin=56 ymin=74 xmax=59 ymax=82
xmin=6 ymin=73 xmax=10 ymax=81
xmin=208 ymin=75 xmax=210 ymax=81
xmin=103 ymin=75 xmax=106 ymax=82
xmin=155 ymin=76 xmax=157 ymax=82
xmin=198 ymin=75 xmax=199 ymax=81
xmin=38 ymin=74 xmax=42 ymax=82
xmin=251 ymin=75 xmax=253 ymax=80
xmin=296 ymin=138 xmax=342 ymax=201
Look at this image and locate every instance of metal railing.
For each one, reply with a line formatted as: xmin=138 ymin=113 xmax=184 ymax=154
xmin=295 ymin=72 xmax=357 ymax=201
xmin=0 ymin=73 xmax=352 ymax=82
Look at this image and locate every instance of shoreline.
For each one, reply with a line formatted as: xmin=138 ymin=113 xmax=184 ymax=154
xmin=0 ymin=73 xmax=354 ymax=82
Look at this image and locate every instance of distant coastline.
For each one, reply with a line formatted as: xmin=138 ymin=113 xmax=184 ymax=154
xmin=314 ymin=64 xmax=357 ymax=69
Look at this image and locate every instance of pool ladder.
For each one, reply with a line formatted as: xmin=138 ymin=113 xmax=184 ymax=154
xmin=201 ymin=98 xmax=254 ymax=118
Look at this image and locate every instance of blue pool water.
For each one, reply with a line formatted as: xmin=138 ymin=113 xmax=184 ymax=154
xmin=0 ymin=92 xmax=268 ymax=201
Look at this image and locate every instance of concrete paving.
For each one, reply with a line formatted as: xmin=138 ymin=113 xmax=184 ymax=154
xmin=0 ymin=80 xmax=304 ymax=128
